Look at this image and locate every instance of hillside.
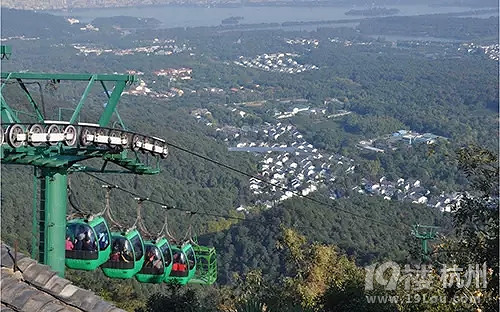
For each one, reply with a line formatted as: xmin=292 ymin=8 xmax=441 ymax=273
xmin=200 ymin=195 xmax=448 ymax=284
xmin=0 ymin=8 xmax=498 ymax=312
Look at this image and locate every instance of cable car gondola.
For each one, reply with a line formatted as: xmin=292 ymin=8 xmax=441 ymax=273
xmin=135 ymin=237 xmax=173 ymax=283
xmin=65 ymin=216 xmax=112 ymax=270
xmin=65 ymin=179 xmax=112 ymax=271
xmin=165 ymin=242 xmax=196 ymax=285
xmin=99 ymin=190 xmax=146 ymax=279
xmin=101 ymin=228 xmax=145 ymax=279
xmin=189 ymin=244 xmax=217 ymax=285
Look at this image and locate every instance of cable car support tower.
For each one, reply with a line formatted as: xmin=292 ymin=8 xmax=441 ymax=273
xmin=1 ymin=46 xmax=169 ymax=277
xmin=411 ymin=224 xmax=438 ymax=263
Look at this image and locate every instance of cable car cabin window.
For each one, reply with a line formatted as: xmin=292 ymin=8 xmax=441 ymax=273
xmin=141 ymin=245 xmax=164 ymax=275
xmin=104 ymin=237 xmax=134 ymax=269
xmin=171 ymin=251 xmax=188 ymax=277
xmin=186 ymin=247 xmax=196 ymax=271
xmin=65 ymin=223 xmax=98 ymax=259
xmin=130 ymin=235 xmax=144 ymax=261
xmin=160 ymin=243 xmax=172 ymax=267
xmin=93 ymin=221 xmax=110 ymax=251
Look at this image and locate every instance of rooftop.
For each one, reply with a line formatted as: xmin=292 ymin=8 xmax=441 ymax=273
xmin=1 ymin=243 xmax=125 ymax=312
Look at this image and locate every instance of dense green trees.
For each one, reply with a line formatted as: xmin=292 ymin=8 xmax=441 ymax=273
xmin=1 ymin=9 xmax=498 ymax=312
xmin=139 ymin=228 xmax=395 ymax=312
xmin=437 ymin=146 xmax=499 ymax=310
xmin=138 ymin=146 xmax=498 ymax=312
xmin=201 ymin=194 xmax=447 ymax=285
xmin=358 ymin=16 xmax=499 ymax=40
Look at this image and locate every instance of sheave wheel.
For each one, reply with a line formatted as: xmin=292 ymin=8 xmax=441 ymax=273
xmin=28 ymin=124 xmax=44 ymax=147
xmin=6 ymin=124 xmax=24 ymax=148
xmin=131 ymin=135 xmax=143 ymax=151
xmin=80 ymin=127 xmax=95 ymax=147
xmin=120 ymin=132 xmax=130 ymax=147
xmin=161 ymin=146 xmax=169 ymax=159
xmin=63 ymin=125 xmax=78 ymax=147
xmin=46 ymin=124 xmax=60 ymax=146
xmin=108 ymin=130 xmax=122 ymax=148
xmin=95 ymin=128 xmax=109 ymax=147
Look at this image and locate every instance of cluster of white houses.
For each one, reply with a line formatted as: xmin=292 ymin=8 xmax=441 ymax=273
xmin=72 ymin=41 xmax=192 ymax=57
xmin=122 ymin=79 xmax=184 ymax=98
xmin=153 ymin=67 xmax=192 ymax=80
xmin=357 ymin=176 xmax=461 ymax=212
xmin=234 ymin=53 xmax=318 ymax=74
xmin=285 ymin=38 xmax=319 ymax=47
xmin=460 ymin=42 xmax=499 ymax=61
xmin=218 ymin=121 xmax=355 ymax=202
xmin=223 ymin=121 xmax=458 ymax=211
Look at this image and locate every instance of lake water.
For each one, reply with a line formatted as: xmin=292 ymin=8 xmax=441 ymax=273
xmin=47 ymin=5 xmax=496 ymax=29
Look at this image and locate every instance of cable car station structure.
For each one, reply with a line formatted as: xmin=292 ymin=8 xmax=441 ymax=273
xmin=1 ymin=46 xmax=216 ymax=284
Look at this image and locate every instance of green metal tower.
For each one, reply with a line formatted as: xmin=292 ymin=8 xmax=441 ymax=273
xmin=1 ymin=46 xmax=168 ymax=276
xmin=411 ymin=224 xmax=438 ymax=263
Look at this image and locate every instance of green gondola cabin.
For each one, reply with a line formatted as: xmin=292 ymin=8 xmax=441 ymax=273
xmin=165 ymin=243 xmax=196 ymax=285
xmin=136 ymin=237 xmax=173 ymax=283
xmin=101 ymin=229 xmax=145 ymax=279
xmin=65 ymin=216 xmax=111 ymax=270
xmin=189 ymin=245 xmax=217 ymax=285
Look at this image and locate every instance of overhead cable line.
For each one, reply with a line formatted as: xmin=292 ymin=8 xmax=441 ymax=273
xmin=82 ymin=136 xmax=408 ymax=232
xmin=67 ymin=175 xmax=87 ymax=215
xmin=163 ymin=140 xmax=408 ymax=229
xmin=82 ymin=172 xmax=315 ymax=230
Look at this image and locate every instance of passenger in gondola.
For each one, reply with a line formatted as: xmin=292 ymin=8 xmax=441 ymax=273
xmin=146 ymin=249 xmax=163 ymax=272
xmin=110 ymin=241 xmax=130 ymax=262
xmin=152 ymin=250 xmax=163 ymax=271
xmin=82 ymin=235 xmax=94 ymax=251
xmin=98 ymin=232 xmax=108 ymax=250
xmin=172 ymin=252 xmax=187 ymax=273
xmin=122 ymin=243 xmax=133 ymax=262
xmin=110 ymin=243 xmax=121 ymax=262
xmin=75 ymin=232 xmax=85 ymax=250
xmin=178 ymin=263 xmax=187 ymax=272
xmin=172 ymin=253 xmax=179 ymax=270
xmin=65 ymin=236 xmax=74 ymax=251
xmin=145 ymin=249 xmax=155 ymax=267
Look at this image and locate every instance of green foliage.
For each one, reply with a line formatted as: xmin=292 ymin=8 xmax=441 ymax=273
xmin=358 ymin=16 xmax=499 ymax=40
xmin=203 ymin=194 xmax=447 ymax=285
xmin=398 ymin=146 xmax=499 ymax=312
xmin=444 ymin=146 xmax=498 ymax=310
xmin=456 ymin=145 xmax=499 ymax=195
xmin=136 ymin=285 xmax=217 ymax=312
xmin=1 ymin=9 xmax=498 ymax=312
xmin=235 ymin=300 xmax=267 ymax=312
xmin=277 ymin=228 xmax=361 ymax=309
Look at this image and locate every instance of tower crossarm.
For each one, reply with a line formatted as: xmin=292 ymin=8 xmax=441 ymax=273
xmin=1 ymin=72 xmax=136 ymax=127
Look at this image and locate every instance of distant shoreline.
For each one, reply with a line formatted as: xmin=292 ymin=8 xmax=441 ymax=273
xmin=345 ymin=7 xmax=400 ymax=16
xmin=37 ymin=2 xmax=352 ymax=12
xmin=36 ymin=2 xmax=499 ymax=13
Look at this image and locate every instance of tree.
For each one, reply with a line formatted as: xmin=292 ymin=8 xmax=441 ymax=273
xmin=445 ymin=146 xmax=498 ymax=310
xmin=275 ymin=228 xmax=393 ymax=312
xmin=397 ymin=146 xmax=499 ymax=312
xmin=136 ymin=284 xmax=218 ymax=312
